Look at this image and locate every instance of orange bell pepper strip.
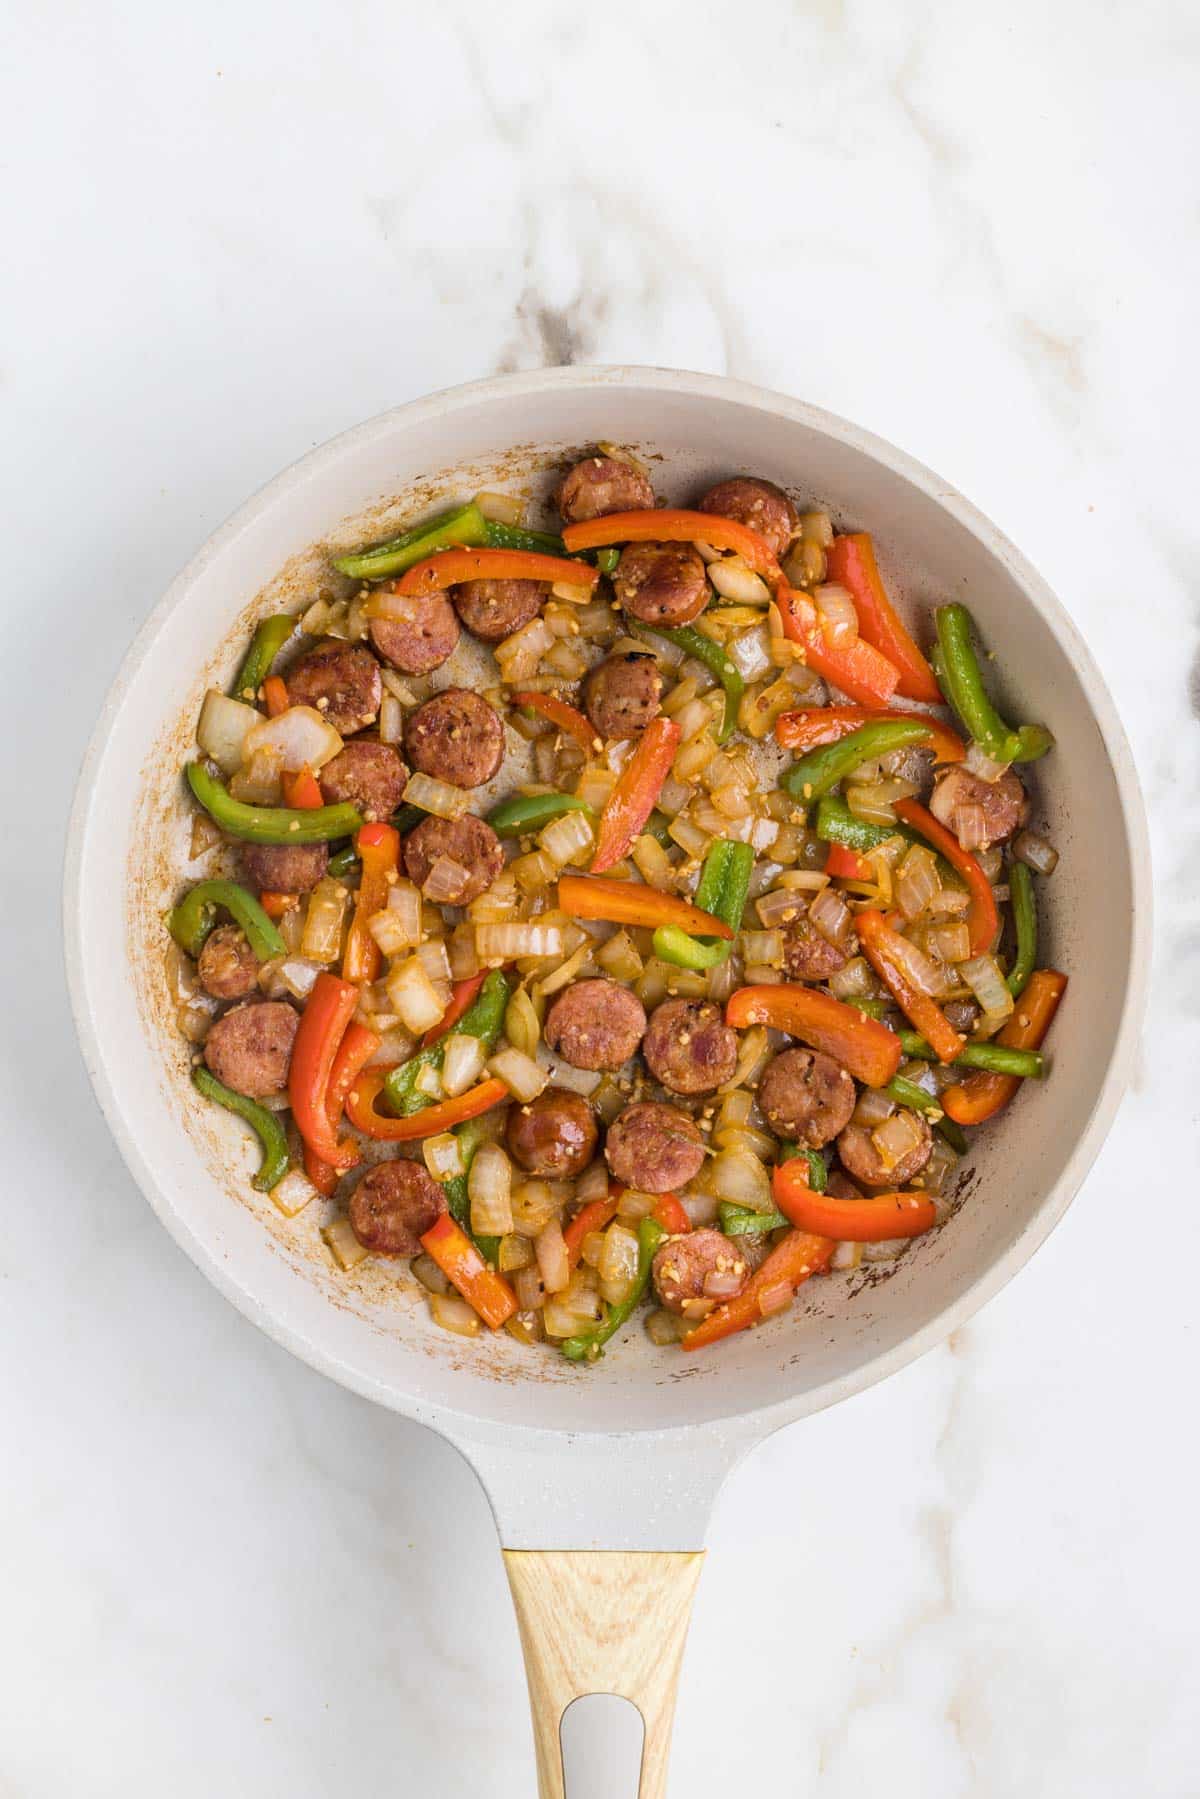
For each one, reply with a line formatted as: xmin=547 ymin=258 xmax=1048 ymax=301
xmin=774 ymin=582 xmax=901 ymax=709
xmin=726 ymin=984 xmax=902 ymax=1088
xmin=682 ymin=1228 xmax=835 ymax=1351
xmin=345 ymin=1071 xmax=509 ymax=1142
xmin=590 ymin=716 xmax=682 ymax=872
xmin=395 ymin=546 xmax=599 ymax=598
xmin=941 ymin=969 xmax=1067 ymax=1126
xmin=558 ymin=874 xmax=735 ymax=940
xmin=342 ymin=822 xmax=400 ymax=985
xmin=773 ymin=1159 xmax=935 ymax=1241
xmin=281 ymin=766 xmax=324 ymax=809
xmin=893 ymin=798 xmax=998 ymax=956
xmin=825 ymin=534 xmax=942 ymax=704
xmin=303 ymin=1021 xmax=380 ymax=1196
xmin=562 ymin=507 xmax=782 ymax=582
xmin=511 ymin=690 xmax=599 ymax=758
xmin=855 ymin=910 xmax=964 ymax=1063
xmin=259 ymin=890 xmax=297 ymax=920
xmin=652 ymin=1194 xmax=691 ymax=1236
xmin=563 ymin=1193 xmax=621 ymax=1269
xmin=422 ymin=972 xmax=486 ymax=1049
xmin=263 ymin=675 xmax=289 ymax=718
xmin=419 ymin=1214 xmax=518 ymax=1330
xmin=288 ymin=972 xmax=361 ymax=1168
xmin=825 ymin=842 xmax=873 ymax=881
xmin=776 ymin=705 xmax=964 ymax=766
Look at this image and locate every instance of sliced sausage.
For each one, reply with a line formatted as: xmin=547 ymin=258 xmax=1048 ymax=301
xmin=318 ymin=740 xmax=408 ymax=821
xmin=652 ymin=1228 xmax=749 ymax=1315
xmin=944 ymin=998 xmax=980 ymax=1034
xmin=605 ymin=1101 xmax=706 ymax=1194
xmin=347 ymin=1158 xmax=446 ymax=1257
xmin=613 ymin=542 xmax=708 ymax=627
xmin=554 ymin=454 xmax=655 ymax=524
xmin=837 ymin=1116 xmax=933 ymax=1190
xmin=782 ymin=912 xmax=851 ymax=983
xmin=404 ymin=688 xmax=504 ymax=790
xmin=403 ymin=813 xmax=504 ymax=904
xmin=506 ymin=1088 xmax=598 ymax=1179
xmin=825 ymin=1169 xmax=863 ymax=1201
xmin=696 ymin=477 xmax=799 ymax=558
xmin=203 ymin=1000 xmax=297 ymax=1099
xmin=758 ymin=1048 xmax=856 ymax=1148
xmin=197 ymin=925 xmax=259 ymax=1002
xmin=451 ymin=578 xmax=547 ymax=643
xmin=643 ymin=998 xmax=738 ymax=1096
xmin=583 ymin=652 xmax=662 ymax=740
xmin=241 ymin=840 xmax=329 ymax=895
xmin=929 ymin=765 xmax=1028 ymax=848
xmin=544 ymin=978 xmax=646 ymax=1072
xmin=284 ymin=640 xmax=381 ymax=735
xmin=368 ymin=591 xmax=459 ymax=675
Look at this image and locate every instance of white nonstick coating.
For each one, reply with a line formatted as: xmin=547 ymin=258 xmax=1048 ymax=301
xmin=64 ymin=368 xmax=1150 ymax=1548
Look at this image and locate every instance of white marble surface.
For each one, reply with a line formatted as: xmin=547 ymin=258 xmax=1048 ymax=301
xmin=4 ymin=1 xmax=1198 ymax=1793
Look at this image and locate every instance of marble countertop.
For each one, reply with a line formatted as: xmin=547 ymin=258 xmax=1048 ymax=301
xmin=5 ymin=1 xmax=1197 ymax=1792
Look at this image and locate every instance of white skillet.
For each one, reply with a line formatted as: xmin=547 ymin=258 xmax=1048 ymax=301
xmin=64 ymin=367 xmax=1151 ymax=1797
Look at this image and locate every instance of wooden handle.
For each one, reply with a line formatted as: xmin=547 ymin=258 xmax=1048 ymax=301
xmin=503 ymin=1549 xmax=704 ymax=1799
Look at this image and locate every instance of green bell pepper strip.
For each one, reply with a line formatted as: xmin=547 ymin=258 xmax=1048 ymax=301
xmin=781 ymin=719 xmax=933 ymax=806
xmin=168 ymin=879 xmax=286 ymax=962
xmin=896 ymin=1029 xmax=1044 ymax=1079
xmin=332 ymin=502 xmax=489 ymax=581
xmin=440 ymin=1115 xmax=501 ymax=1263
xmin=885 ymin=1072 xmax=970 ymax=1150
xmin=643 ymin=809 xmax=673 ymax=847
xmin=643 ymin=623 xmax=743 ymax=744
xmin=383 ymin=970 xmax=512 ymax=1117
xmin=561 ymin=1217 xmax=666 ymax=1363
xmin=1006 ymin=861 xmax=1037 ymax=999
xmin=326 ymin=843 xmax=358 ymax=879
xmin=233 ymin=615 xmax=296 ymax=703
xmin=653 ymin=839 xmax=754 ymax=971
xmin=849 ymin=996 xmax=890 ymax=1018
xmin=777 ymin=1142 xmax=828 ymax=1190
xmin=187 ymin=763 xmax=363 ymax=845
xmin=720 ymin=1203 xmax=789 ymax=1236
xmin=596 ymin=546 xmax=620 ymax=575
xmin=482 ymin=520 xmax=567 ymax=556
xmin=390 ymin=803 xmax=426 ymax=836
xmin=933 ymin=606 xmax=1054 ymax=765
xmin=191 ymin=1066 xmax=290 ymax=1192
xmin=487 ymin=791 xmax=596 ymax=839
xmin=815 ymin=795 xmax=912 ymax=855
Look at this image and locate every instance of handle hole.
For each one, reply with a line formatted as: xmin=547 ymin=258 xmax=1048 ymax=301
xmin=561 ymin=1693 xmax=645 ymax=1798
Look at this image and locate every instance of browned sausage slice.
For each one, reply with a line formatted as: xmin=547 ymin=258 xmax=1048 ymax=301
xmin=203 ymin=1000 xmax=298 ymax=1098
xmin=929 ymin=765 xmax=1028 ymax=848
xmin=544 ymin=979 xmax=647 ymax=1072
xmin=604 ymin=1101 xmax=705 ymax=1193
xmin=583 ymin=653 xmax=662 ymax=740
xmin=642 ymin=998 xmax=738 ymax=1096
xmin=782 ymin=912 xmax=851 ymax=982
xmin=451 ymin=579 xmax=547 ymax=643
xmin=241 ymin=841 xmax=329 ymax=895
xmin=506 ymin=1088 xmax=598 ymax=1178
xmin=758 ymin=1048 xmax=856 ymax=1147
xmin=402 ymin=814 xmax=504 ymax=904
xmin=405 ymin=689 xmax=505 ymax=789
xmin=319 ymin=740 xmax=408 ymax=821
xmin=652 ymin=1228 xmax=749 ymax=1315
xmin=696 ymin=477 xmax=799 ymax=557
xmin=368 ymin=592 xmax=459 ymax=675
xmin=613 ymin=543 xmax=708 ymax=627
xmin=554 ymin=455 xmax=655 ymax=523
xmin=197 ymin=924 xmax=259 ymax=1001
xmin=348 ymin=1159 xmax=447 ymax=1256
xmin=284 ymin=640 xmax=382 ymax=735
xmin=836 ymin=1116 xmax=933 ymax=1189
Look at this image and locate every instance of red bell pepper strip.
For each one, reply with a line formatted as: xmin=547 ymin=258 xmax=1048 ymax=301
xmin=419 ymin=1214 xmax=518 ymax=1330
xmin=942 ymin=969 xmax=1066 ymax=1125
xmin=395 ymin=546 xmax=599 ymax=598
xmin=776 ymin=705 xmax=964 ymax=766
xmin=259 ymin=890 xmax=297 ymax=920
xmin=773 ymin=1159 xmax=935 ymax=1241
xmin=824 ymin=842 xmax=873 ymax=881
xmin=263 ymin=675 xmax=289 ymax=718
xmin=726 ymin=984 xmax=902 ymax=1088
xmin=774 ymin=583 xmax=901 ymax=709
xmin=288 ymin=973 xmax=361 ymax=1169
xmin=346 ymin=1071 xmax=510 ymax=1142
xmin=303 ymin=1021 xmax=380 ymax=1196
xmin=563 ymin=1193 xmax=621 ymax=1269
xmin=511 ymin=690 xmax=599 ymax=757
xmin=893 ymin=797 xmax=999 ymax=956
xmin=558 ymin=874 xmax=734 ymax=939
xmin=281 ymin=766 xmax=324 ymax=809
xmin=562 ymin=507 xmax=783 ymax=582
xmin=855 ymin=910 xmax=964 ymax=1064
xmin=682 ymin=1228 xmax=835 ymax=1351
xmin=825 ymin=534 xmax=942 ymax=704
xmin=590 ymin=716 xmax=682 ymax=872
xmin=422 ymin=972 xmax=487 ymax=1049
xmin=342 ymin=822 xmax=400 ymax=985
xmin=652 ymin=1194 xmax=691 ymax=1236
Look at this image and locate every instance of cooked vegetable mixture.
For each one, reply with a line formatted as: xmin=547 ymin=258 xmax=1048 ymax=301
xmin=168 ymin=455 xmax=1066 ymax=1360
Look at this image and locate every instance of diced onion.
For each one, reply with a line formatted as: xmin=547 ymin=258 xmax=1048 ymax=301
xmin=895 ymin=844 xmax=941 ymax=921
xmin=615 ymin=1188 xmax=658 ymax=1220
xmin=269 ymin=1170 xmax=317 ymax=1218
xmin=385 ymin=954 xmax=446 ymax=1033
xmin=596 ymin=929 xmax=645 ymax=983
xmin=645 ymin=1308 xmax=689 ymax=1345
xmin=380 ymin=667 xmax=418 ymax=706
xmin=550 ymin=580 xmax=593 ymax=605
xmin=809 ymin=884 xmax=853 ymax=949
xmin=402 ymin=772 xmax=472 ymax=820
xmin=754 ymin=886 xmax=806 ymax=930
xmin=504 ymin=988 xmax=541 ymax=1060
xmin=489 ymin=1045 xmax=549 ymax=1104
xmin=412 ymin=1252 xmax=452 ymax=1295
xmin=831 ymin=1240 xmax=863 ymax=1271
xmin=473 ymin=489 xmax=524 ymax=525
xmin=535 ymin=1218 xmax=570 ymax=1294
xmin=929 ymin=921 xmax=971 ymax=964
xmin=196 ymin=689 xmax=260 ymax=774
xmin=441 ymin=1032 xmax=487 ymax=1098
xmin=846 ymin=778 xmax=918 ymax=825
xmin=951 ymin=803 xmax=988 ymax=852
xmin=708 ymin=556 xmax=771 ymax=605
xmin=710 ymin=1148 xmax=772 ymax=1213
xmin=510 ymin=1180 xmax=560 ymax=1238
xmin=423 ymin=1132 xmax=464 ymax=1182
xmin=883 ymin=929 xmax=949 ymax=999
xmin=499 ymin=1233 xmax=534 ymax=1273
xmin=322 ymin=1217 xmax=369 ymax=1271
xmin=829 ymin=955 xmax=874 ymax=1000
xmin=959 ymin=953 xmax=1015 ymax=1022
xmin=854 ymin=1086 xmax=897 ymax=1127
xmin=367 ymin=880 xmax=423 ymax=956
xmin=379 ymin=693 xmax=404 ymax=745
xmin=963 ymin=740 xmax=1009 ymax=783
xmin=273 ymin=956 xmax=322 ymax=1001
xmin=229 ymin=749 xmax=283 ymax=805
xmin=721 ymin=1024 xmax=770 ymax=1094
xmin=364 ymin=1026 xmax=417 ymax=1067
xmin=415 ymin=938 xmax=451 ymax=989
xmin=245 ymin=705 xmax=343 ymax=774
xmin=495 ymin=618 xmax=555 ymax=682
xmin=538 ymin=808 xmax=594 ymax=868
xmin=740 ymin=929 xmax=784 ymax=968
xmin=414 ymin=1062 xmax=444 ymax=1100
xmin=301 ymin=877 xmax=350 ymax=963
xmin=598 ymin=1222 xmax=641 ymax=1305
xmin=757 ymin=1281 xmax=793 ymax=1319
xmin=532 ymin=941 xmax=592 ymax=999
xmin=429 ymin=1292 xmax=482 ymax=1337
xmin=814 ymin=583 xmax=858 ymax=647
xmin=1014 ymin=830 xmax=1059 ymax=875
xmin=476 ymin=923 xmax=565 ymax=962
xmin=725 ymin=624 xmax=773 ymax=683
xmin=870 ymin=1109 xmax=923 ymax=1169
xmin=469 ymin=1143 xmax=514 ymax=1237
